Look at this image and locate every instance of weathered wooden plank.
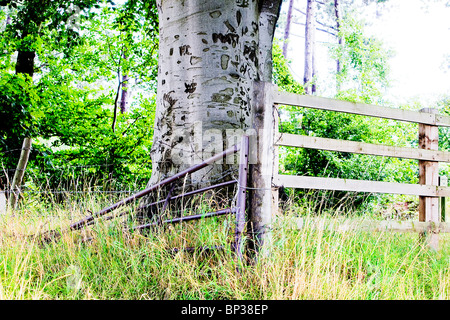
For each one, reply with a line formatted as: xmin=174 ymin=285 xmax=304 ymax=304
xmin=440 ymin=176 xmax=448 ymax=222
xmin=277 ymin=216 xmax=450 ymax=233
xmin=418 ymin=108 xmax=440 ymax=249
xmin=276 ymin=133 xmax=450 ymax=162
xmin=277 ymin=175 xmax=450 ymax=197
xmin=249 ymin=81 xmax=276 ymax=255
xmin=273 ymin=91 xmax=450 ymax=127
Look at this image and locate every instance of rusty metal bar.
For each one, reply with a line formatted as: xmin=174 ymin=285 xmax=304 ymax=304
xmin=84 ymin=210 xmax=129 ymax=228
xmin=141 ymin=180 xmax=237 ymax=212
xmin=132 ymin=207 xmax=237 ymax=231
xmin=69 ymin=144 xmax=240 ymax=231
xmin=170 ymin=245 xmax=225 ymax=254
xmin=233 ymin=135 xmax=249 ymax=260
xmin=161 ymin=184 xmax=175 ymax=213
xmin=158 ymin=184 xmax=175 ymax=225
xmin=81 ymin=180 xmax=238 ymax=229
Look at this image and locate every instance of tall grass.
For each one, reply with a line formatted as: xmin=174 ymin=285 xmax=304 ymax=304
xmin=1 ymin=192 xmax=450 ymax=300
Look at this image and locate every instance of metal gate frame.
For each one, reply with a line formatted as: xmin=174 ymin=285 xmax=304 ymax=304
xmin=42 ymin=136 xmax=250 ymax=258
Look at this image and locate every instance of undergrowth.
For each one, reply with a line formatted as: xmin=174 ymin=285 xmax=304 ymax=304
xmin=1 ymin=193 xmax=450 ymax=300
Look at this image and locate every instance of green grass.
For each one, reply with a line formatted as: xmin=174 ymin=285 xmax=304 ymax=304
xmin=1 ymin=195 xmax=450 ymax=300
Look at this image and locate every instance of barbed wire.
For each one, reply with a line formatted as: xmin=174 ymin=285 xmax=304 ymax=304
xmin=14 ymin=190 xmax=140 ymax=195
xmin=0 ymin=147 xmax=35 ymax=155
xmin=0 ymin=167 xmax=239 ymax=197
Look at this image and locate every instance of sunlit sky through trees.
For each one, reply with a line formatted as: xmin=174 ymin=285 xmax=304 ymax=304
xmin=279 ymin=0 xmax=450 ymax=106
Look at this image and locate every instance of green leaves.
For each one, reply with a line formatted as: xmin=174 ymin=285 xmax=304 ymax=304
xmin=0 ymin=0 xmax=159 ymax=191
xmin=272 ymin=21 xmax=421 ymax=211
xmin=330 ymin=14 xmax=392 ymax=104
xmin=272 ymin=42 xmax=304 ymax=94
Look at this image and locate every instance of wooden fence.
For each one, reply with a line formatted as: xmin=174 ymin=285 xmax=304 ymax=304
xmin=270 ymin=88 xmax=450 ymax=248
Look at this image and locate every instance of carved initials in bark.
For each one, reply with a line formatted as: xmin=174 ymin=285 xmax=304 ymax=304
xmin=148 ymin=1 xmax=282 ymax=256
xmin=212 ymin=33 xmax=240 ymax=48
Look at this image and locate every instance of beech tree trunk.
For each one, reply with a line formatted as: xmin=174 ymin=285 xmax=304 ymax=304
xmin=120 ymin=52 xmax=129 ymax=114
xmin=149 ymin=0 xmax=281 ymax=187
xmin=148 ymin=0 xmax=282 ymax=254
xmin=11 ymin=27 xmax=35 ymax=211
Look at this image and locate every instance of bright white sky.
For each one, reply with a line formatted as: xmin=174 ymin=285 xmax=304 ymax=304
xmin=280 ymin=0 xmax=450 ymax=107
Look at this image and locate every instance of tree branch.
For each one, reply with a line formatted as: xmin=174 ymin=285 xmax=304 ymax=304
xmin=293 ymin=21 xmax=338 ymax=37
xmin=294 ymin=7 xmax=337 ymax=31
xmin=315 ymin=0 xmax=328 ymax=6
xmin=121 ymin=115 xmax=141 ymax=137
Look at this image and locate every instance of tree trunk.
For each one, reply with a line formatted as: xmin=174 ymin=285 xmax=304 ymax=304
xmin=334 ymin=0 xmax=342 ymax=90
xmin=304 ymin=0 xmax=316 ymax=94
xmin=15 ymin=50 xmax=36 ymax=77
xmin=282 ymin=0 xmax=295 ymax=58
xmin=148 ymin=0 xmax=282 ymax=255
xmin=120 ymin=53 xmax=129 ymax=114
xmin=10 ymin=28 xmax=35 ymax=211
xmin=120 ymin=74 xmax=129 ymax=114
xmin=149 ymin=0 xmax=281 ymax=187
xmin=311 ymin=27 xmax=317 ymax=94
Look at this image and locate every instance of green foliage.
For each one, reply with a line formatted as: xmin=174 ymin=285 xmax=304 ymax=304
xmin=0 ymin=0 xmax=159 ymax=191
xmin=272 ymin=16 xmax=422 ymax=211
xmin=272 ymin=42 xmax=304 ymax=94
xmin=330 ymin=14 xmax=392 ymax=104
xmin=0 ymin=73 xmax=37 ymax=155
xmin=2 ymin=207 xmax=450 ymax=299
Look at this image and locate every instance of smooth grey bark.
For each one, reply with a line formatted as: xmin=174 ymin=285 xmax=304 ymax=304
xmin=120 ymin=74 xmax=129 ymax=114
xmin=149 ymin=0 xmax=281 ymax=187
xmin=148 ymin=0 xmax=282 ymax=255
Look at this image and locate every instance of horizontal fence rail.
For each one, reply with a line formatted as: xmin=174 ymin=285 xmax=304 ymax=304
xmin=277 ymin=216 xmax=450 ymax=234
xmin=276 ymin=133 xmax=450 ymax=162
xmin=276 ymin=175 xmax=450 ymax=197
xmin=271 ymin=87 xmax=450 ymax=248
xmin=274 ymin=91 xmax=450 ymax=127
xmin=132 ymin=208 xmax=237 ymax=231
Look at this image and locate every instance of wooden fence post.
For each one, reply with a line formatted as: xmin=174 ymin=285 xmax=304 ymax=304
xmin=248 ymin=81 xmax=276 ymax=258
xmin=234 ymin=135 xmax=249 ymax=262
xmin=440 ymin=175 xmax=448 ymax=222
xmin=9 ymin=137 xmax=32 ymax=211
xmin=418 ymin=108 xmax=439 ymax=249
xmin=272 ymin=104 xmax=280 ymax=216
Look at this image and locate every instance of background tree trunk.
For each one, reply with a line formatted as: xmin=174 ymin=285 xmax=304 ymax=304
xmin=334 ymin=0 xmax=342 ymax=91
xmin=283 ymin=0 xmax=295 ymax=58
xmin=304 ymin=0 xmax=317 ymax=94
xmin=10 ymin=27 xmax=35 ymax=211
xmin=120 ymin=53 xmax=129 ymax=114
xmin=15 ymin=30 xmax=36 ymax=78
